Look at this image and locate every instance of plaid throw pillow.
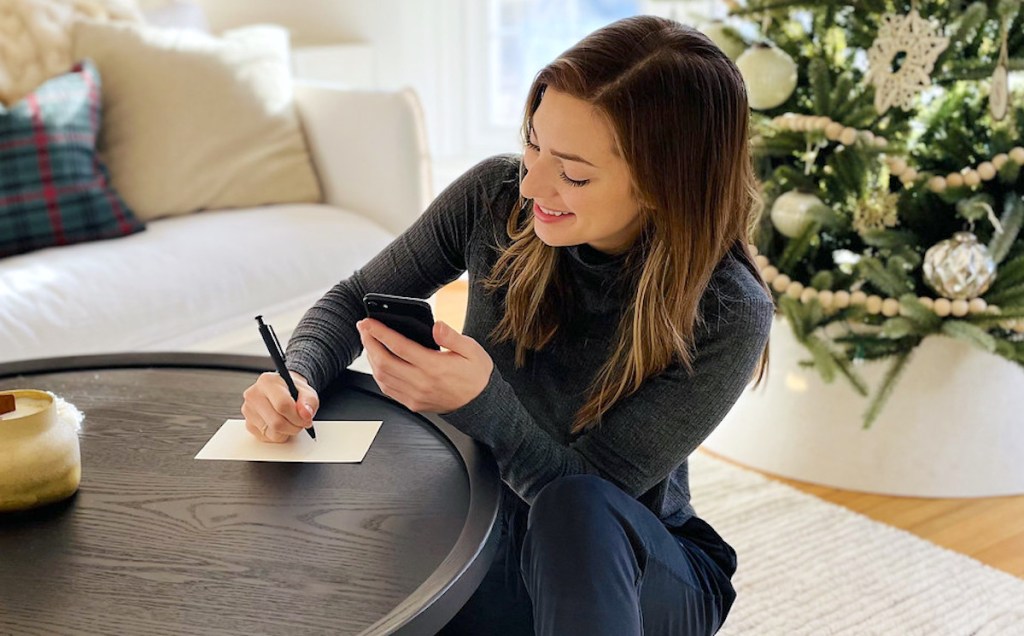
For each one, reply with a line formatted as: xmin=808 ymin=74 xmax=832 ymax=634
xmin=0 ymin=59 xmax=144 ymax=259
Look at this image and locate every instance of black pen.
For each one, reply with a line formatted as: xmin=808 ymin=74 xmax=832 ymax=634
xmin=256 ymin=315 xmax=316 ymax=440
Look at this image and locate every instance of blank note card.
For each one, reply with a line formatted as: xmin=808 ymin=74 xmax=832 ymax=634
xmin=195 ymin=419 xmax=383 ymax=463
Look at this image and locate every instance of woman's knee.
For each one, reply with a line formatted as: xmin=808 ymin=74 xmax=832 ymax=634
xmin=522 ymin=475 xmax=641 ymax=584
xmin=528 ymin=474 xmax=625 ymax=533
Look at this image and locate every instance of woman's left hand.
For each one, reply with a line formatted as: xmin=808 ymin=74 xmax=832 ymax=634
xmin=356 ymin=318 xmax=494 ymax=414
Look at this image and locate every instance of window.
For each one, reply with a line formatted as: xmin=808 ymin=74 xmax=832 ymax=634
xmin=463 ymin=0 xmax=642 ymax=156
xmin=487 ymin=0 xmax=643 ymax=126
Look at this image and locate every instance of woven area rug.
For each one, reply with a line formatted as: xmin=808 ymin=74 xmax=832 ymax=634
xmin=688 ymin=450 xmax=1024 ymax=636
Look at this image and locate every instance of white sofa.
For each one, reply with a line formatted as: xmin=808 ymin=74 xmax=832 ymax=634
xmin=0 ymin=81 xmax=433 ymax=375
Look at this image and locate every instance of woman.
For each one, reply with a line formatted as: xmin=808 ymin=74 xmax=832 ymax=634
xmin=241 ymin=14 xmax=773 ymax=636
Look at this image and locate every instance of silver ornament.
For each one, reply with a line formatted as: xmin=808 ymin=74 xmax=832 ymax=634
xmin=922 ymin=231 xmax=997 ymax=300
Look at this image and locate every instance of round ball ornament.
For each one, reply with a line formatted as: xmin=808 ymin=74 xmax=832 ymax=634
xmin=922 ymin=231 xmax=997 ymax=300
xmin=736 ymin=43 xmax=797 ymax=110
xmin=701 ymin=21 xmax=746 ymax=61
xmin=770 ymin=190 xmax=824 ymax=238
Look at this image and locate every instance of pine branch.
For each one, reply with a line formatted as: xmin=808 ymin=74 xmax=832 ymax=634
xmin=994 ymin=336 xmax=1024 ymax=364
xmin=857 ymin=256 xmax=915 ymax=297
xmin=845 ymin=103 xmax=882 ymax=129
xmin=781 ymin=295 xmax=876 ymax=392
xmin=862 ymin=349 xmax=914 ymax=429
xmin=803 ymin=333 xmax=840 ymax=382
xmin=987 ymin=289 xmax=1024 ymax=307
xmin=998 ymin=156 xmax=1022 ymax=182
xmin=811 ymin=270 xmax=836 ymax=290
xmin=778 ymin=295 xmax=809 ymax=340
xmin=987 ymin=254 xmax=1024 ymax=294
xmin=862 ymin=340 xmax=918 ymax=359
xmin=752 ymin=134 xmax=808 ymax=158
xmin=820 ymin=335 xmax=872 ymax=395
xmin=769 ymin=165 xmax=817 ymax=192
xmin=985 ymin=283 xmax=1024 ymax=306
xmin=805 ymin=295 xmax=826 ymax=325
xmin=988 ymin=194 xmax=1024 ymax=265
xmin=826 ymin=146 xmax=870 ymax=195
xmin=778 ymin=220 xmax=822 ymax=272
xmin=898 ymin=293 xmax=943 ymax=331
xmin=963 ymin=306 xmax=1024 ymax=327
xmin=941 ymin=320 xmax=998 ymax=352
xmin=934 ymin=58 xmax=1024 ymax=82
xmin=830 ymin=74 xmax=857 ymax=121
xmin=809 ymin=57 xmax=832 ymax=117
xmin=935 ymin=1 xmax=989 ymax=70
xmin=860 ymin=229 xmax=921 ymax=249
xmin=880 ymin=317 xmax=920 ymax=338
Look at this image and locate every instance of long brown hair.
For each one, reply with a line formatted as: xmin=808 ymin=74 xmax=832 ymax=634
xmin=480 ymin=15 xmax=773 ymax=434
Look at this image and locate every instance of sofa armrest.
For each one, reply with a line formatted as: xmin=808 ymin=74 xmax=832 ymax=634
xmin=292 ymin=81 xmax=433 ymax=237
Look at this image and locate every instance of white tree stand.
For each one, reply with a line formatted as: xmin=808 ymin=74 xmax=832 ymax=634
xmin=702 ymin=316 xmax=1024 ymax=498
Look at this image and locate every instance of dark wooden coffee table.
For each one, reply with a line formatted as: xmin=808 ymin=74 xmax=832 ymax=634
xmin=0 ymin=353 xmax=501 ymax=636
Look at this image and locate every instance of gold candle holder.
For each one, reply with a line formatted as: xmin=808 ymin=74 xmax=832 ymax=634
xmin=0 ymin=390 xmax=82 ymax=513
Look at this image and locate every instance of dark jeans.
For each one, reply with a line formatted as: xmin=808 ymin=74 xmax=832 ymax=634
xmin=438 ymin=474 xmax=737 ymax=636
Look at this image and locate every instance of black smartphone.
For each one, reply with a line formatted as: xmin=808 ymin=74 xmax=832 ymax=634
xmin=362 ymin=293 xmax=440 ymax=351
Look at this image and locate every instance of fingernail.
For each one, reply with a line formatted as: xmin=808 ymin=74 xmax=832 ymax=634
xmin=305 ymin=403 xmax=315 ymax=418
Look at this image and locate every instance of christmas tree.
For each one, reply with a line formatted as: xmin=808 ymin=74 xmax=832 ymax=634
xmin=702 ymin=0 xmax=1024 ymax=427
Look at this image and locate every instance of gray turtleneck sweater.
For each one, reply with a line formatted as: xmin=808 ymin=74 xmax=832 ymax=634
xmin=286 ymin=154 xmax=774 ymax=527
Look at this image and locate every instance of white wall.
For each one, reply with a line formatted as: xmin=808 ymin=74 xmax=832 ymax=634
xmin=197 ymin=0 xmax=393 ymax=44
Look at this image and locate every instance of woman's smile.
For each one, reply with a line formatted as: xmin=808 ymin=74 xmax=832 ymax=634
xmin=534 ymin=202 xmax=576 ymax=222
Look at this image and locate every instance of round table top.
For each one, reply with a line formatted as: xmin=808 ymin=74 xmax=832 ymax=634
xmin=0 ymin=353 xmax=501 ymax=636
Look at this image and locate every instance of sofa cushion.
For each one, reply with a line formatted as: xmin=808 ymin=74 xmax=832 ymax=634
xmin=0 ymin=59 xmax=144 ymax=259
xmin=0 ymin=203 xmax=397 ymax=364
xmin=71 ymin=20 xmax=323 ymax=221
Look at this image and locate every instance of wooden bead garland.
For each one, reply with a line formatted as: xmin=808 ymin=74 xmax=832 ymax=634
xmin=747 ymin=245 xmax=1024 ymax=331
xmin=771 ymin=113 xmax=889 ymax=148
xmin=885 ymin=146 xmax=1024 ymax=192
xmin=769 ymin=117 xmax=1024 ymax=193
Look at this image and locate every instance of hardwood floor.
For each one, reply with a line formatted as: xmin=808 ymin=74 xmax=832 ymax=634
xmin=434 ymin=279 xmax=1024 ymax=579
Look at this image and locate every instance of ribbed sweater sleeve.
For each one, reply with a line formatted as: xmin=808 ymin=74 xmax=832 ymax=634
xmin=439 ymin=299 xmax=773 ymax=505
xmin=283 ymin=155 xmax=515 ymax=392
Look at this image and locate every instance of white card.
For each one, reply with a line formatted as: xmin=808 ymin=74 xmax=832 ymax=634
xmin=195 ymin=419 xmax=383 ymax=463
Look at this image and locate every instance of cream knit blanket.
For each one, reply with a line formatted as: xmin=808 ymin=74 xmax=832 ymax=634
xmin=0 ymin=0 xmax=141 ymax=105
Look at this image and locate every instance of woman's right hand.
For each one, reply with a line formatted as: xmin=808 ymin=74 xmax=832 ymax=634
xmin=241 ymin=371 xmax=319 ymax=443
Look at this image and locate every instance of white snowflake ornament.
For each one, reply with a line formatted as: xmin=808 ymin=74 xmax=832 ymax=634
xmin=865 ymin=9 xmax=949 ymax=114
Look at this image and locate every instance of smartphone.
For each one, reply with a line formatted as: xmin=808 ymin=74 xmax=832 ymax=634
xmin=362 ymin=293 xmax=440 ymax=351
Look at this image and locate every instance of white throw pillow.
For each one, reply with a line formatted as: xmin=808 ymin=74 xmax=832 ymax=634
xmin=72 ymin=20 xmax=323 ymax=220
